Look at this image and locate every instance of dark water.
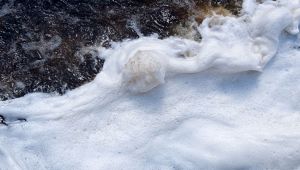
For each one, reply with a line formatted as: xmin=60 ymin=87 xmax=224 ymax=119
xmin=0 ymin=0 xmax=242 ymax=100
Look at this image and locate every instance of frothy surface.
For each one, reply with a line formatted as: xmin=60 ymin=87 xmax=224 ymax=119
xmin=0 ymin=0 xmax=300 ymax=169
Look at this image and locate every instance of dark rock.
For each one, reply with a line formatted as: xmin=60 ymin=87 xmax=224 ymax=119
xmin=0 ymin=0 xmax=242 ymax=100
xmin=0 ymin=115 xmax=8 ymax=126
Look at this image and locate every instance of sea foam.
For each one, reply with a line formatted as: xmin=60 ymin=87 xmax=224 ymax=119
xmin=0 ymin=0 xmax=300 ymax=170
xmin=97 ymin=0 xmax=300 ymax=93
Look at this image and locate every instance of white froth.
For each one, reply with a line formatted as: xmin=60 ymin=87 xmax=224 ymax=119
xmin=98 ymin=0 xmax=300 ymax=93
xmin=0 ymin=0 xmax=300 ymax=170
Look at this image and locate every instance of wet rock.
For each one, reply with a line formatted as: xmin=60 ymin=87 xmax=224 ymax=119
xmin=195 ymin=0 xmax=243 ymax=14
xmin=0 ymin=114 xmax=27 ymax=125
xmin=0 ymin=0 xmax=242 ymax=100
xmin=0 ymin=115 xmax=8 ymax=126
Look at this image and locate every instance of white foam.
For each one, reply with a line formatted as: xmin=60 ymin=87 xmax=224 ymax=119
xmin=0 ymin=0 xmax=300 ymax=169
xmin=97 ymin=0 xmax=300 ymax=93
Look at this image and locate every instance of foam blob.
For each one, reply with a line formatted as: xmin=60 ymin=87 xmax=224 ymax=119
xmin=122 ymin=50 xmax=166 ymax=93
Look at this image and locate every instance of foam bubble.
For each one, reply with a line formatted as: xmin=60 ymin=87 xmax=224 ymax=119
xmin=122 ymin=50 xmax=166 ymax=93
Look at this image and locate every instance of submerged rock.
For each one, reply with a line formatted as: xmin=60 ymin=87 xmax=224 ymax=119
xmin=0 ymin=114 xmax=7 ymax=126
xmin=0 ymin=0 xmax=242 ymax=100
